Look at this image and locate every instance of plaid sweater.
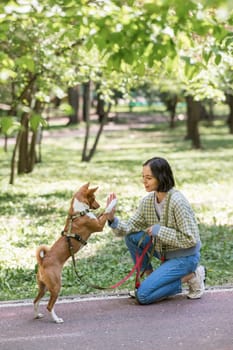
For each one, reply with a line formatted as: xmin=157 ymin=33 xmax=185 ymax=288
xmin=111 ymin=188 xmax=201 ymax=255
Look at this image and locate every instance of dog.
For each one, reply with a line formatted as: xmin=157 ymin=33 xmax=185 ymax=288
xmin=34 ymin=183 xmax=116 ymax=323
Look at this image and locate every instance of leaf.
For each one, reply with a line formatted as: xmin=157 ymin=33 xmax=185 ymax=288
xmin=136 ymin=62 xmax=145 ymax=76
xmin=16 ymin=56 xmax=35 ymax=73
xmin=29 ymin=114 xmax=47 ymax=132
xmin=215 ymin=53 xmax=221 ymax=65
xmin=0 ymin=116 xmax=20 ymax=135
xmin=202 ymin=50 xmax=212 ymax=64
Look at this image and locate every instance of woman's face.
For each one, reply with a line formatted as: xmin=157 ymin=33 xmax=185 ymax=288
xmin=142 ymin=165 xmax=159 ymax=192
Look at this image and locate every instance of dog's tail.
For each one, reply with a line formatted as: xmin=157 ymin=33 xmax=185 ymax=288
xmin=36 ymin=245 xmax=49 ymax=265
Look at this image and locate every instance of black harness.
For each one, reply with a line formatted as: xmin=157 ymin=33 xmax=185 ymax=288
xmin=61 ymin=209 xmax=90 ymax=282
xmin=61 ymin=208 xmax=90 ymax=246
xmin=61 ymin=230 xmax=87 ymax=246
xmin=61 ymin=207 xmax=107 ymax=290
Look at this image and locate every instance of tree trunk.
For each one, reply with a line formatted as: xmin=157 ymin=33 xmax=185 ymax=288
xmin=35 ymin=125 xmax=43 ymax=163
xmin=226 ymin=93 xmax=233 ymax=134
xmin=10 ymin=130 xmax=23 ymax=184
xmin=33 ymin=100 xmax=44 ymax=165
xmin=4 ymin=136 xmax=8 ymax=152
xmin=206 ymin=100 xmax=214 ymax=124
xmin=159 ymin=93 xmax=177 ymax=128
xmin=82 ymin=82 xmax=91 ymax=123
xmin=185 ymin=96 xmax=192 ymax=140
xmin=169 ymin=95 xmax=178 ymax=128
xmin=67 ymin=85 xmax=81 ymax=125
xmin=81 ymin=81 xmax=110 ymax=162
xmin=82 ymin=81 xmax=91 ymax=161
xmin=85 ymin=104 xmax=111 ymax=161
xmin=185 ymin=96 xmax=202 ymax=149
xmin=18 ymin=112 xmax=29 ymax=174
xmin=27 ymin=131 xmax=37 ymax=173
xmin=96 ymin=93 xmax=105 ymax=123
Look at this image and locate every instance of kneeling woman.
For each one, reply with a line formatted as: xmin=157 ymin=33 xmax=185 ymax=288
xmin=106 ymin=157 xmax=205 ymax=304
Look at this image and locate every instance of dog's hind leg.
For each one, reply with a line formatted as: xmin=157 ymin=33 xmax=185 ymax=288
xmin=47 ymin=284 xmax=64 ymax=324
xmin=34 ymin=281 xmax=47 ymax=319
xmin=50 ymin=307 xmax=64 ymax=324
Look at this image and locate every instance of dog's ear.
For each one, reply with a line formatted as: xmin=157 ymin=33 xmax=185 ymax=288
xmin=89 ymin=186 xmax=98 ymax=194
xmin=81 ymin=182 xmax=90 ymax=190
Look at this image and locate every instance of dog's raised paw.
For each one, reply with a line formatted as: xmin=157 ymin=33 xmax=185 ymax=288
xmin=35 ymin=313 xmax=44 ymax=319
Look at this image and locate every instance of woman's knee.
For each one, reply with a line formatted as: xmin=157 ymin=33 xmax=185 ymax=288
xmin=136 ymin=288 xmax=151 ymax=305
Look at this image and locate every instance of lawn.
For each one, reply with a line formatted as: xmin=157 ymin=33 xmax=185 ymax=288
xmin=0 ymin=114 xmax=233 ymax=301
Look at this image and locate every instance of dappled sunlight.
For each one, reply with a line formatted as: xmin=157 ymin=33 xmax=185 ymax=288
xmin=0 ymin=118 xmax=233 ymax=299
xmin=181 ymin=182 xmax=233 ymax=226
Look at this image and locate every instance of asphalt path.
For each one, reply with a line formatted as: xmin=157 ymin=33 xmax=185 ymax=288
xmin=0 ymin=288 xmax=233 ymax=350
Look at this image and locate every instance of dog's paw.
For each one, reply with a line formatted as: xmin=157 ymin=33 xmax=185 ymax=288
xmin=55 ymin=317 xmax=64 ymax=324
xmin=34 ymin=313 xmax=44 ymax=319
xmin=51 ymin=309 xmax=64 ymax=323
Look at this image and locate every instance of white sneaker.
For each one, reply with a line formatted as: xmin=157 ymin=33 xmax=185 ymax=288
xmin=187 ymin=265 xmax=206 ymax=299
xmin=128 ymin=290 xmax=136 ymax=299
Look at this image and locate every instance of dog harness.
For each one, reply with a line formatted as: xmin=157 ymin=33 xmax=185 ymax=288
xmin=61 ymin=209 xmax=91 ymax=246
xmin=61 ymin=231 xmax=87 ymax=246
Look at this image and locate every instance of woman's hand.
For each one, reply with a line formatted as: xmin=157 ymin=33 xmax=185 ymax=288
xmin=105 ymin=192 xmax=117 ymax=222
xmin=146 ymin=226 xmax=153 ymax=236
xmin=146 ymin=224 xmax=160 ymax=237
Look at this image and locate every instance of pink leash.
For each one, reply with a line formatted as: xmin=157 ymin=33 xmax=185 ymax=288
xmin=70 ymin=236 xmax=153 ymax=291
xmin=107 ymin=237 xmax=153 ymax=290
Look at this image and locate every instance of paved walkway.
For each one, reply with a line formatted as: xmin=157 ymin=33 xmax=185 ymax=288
xmin=1 ymin=288 xmax=233 ymax=350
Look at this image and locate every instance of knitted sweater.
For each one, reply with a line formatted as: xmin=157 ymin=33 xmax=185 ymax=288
xmin=110 ymin=188 xmax=201 ymax=256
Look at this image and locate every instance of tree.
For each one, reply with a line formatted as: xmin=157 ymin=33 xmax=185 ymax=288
xmin=67 ymin=85 xmax=81 ymax=125
xmin=185 ymin=96 xmax=202 ymax=148
xmin=1 ymin=0 xmax=233 ymax=182
xmin=226 ymin=93 xmax=233 ymax=133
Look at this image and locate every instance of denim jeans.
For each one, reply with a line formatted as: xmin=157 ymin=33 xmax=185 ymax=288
xmin=125 ymin=231 xmax=200 ymax=305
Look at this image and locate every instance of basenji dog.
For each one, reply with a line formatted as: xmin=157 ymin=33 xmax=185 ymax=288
xmin=33 ymin=183 xmax=117 ymax=323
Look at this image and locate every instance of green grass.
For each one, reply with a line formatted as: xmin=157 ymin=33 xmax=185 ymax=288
xmin=0 ymin=115 xmax=233 ymax=301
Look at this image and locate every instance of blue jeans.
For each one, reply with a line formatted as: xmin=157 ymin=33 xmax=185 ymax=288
xmin=125 ymin=231 xmax=200 ymax=305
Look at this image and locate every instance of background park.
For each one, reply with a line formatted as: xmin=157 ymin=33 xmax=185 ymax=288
xmin=0 ymin=0 xmax=233 ymax=302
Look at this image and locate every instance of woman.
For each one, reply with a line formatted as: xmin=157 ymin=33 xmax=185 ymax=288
xmin=106 ymin=156 xmax=205 ymax=304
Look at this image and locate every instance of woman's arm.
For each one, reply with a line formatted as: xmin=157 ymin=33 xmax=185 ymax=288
xmin=156 ymin=192 xmax=200 ymax=249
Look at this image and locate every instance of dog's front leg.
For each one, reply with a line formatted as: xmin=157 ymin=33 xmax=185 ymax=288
xmin=95 ymin=214 xmax=108 ymax=231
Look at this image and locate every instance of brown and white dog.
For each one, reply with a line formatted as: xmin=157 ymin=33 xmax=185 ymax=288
xmin=34 ymin=183 xmax=116 ymax=323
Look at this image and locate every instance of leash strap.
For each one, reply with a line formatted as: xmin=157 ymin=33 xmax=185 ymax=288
xmin=66 ymin=233 xmax=152 ymax=291
xmin=64 ymin=191 xmax=175 ymax=291
xmin=134 ymin=191 xmax=174 ymax=286
xmin=108 ymin=238 xmax=152 ymax=289
xmin=160 ymin=191 xmax=173 ymax=261
xmin=135 ymin=237 xmax=153 ymax=288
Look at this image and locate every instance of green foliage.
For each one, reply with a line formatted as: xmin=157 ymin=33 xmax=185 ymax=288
xmin=1 ymin=0 xmax=233 ymax=105
xmin=29 ymin=114 xmax=47 ymax=132
xmin=0 ymin=116 xmax=20 ymax=136
xmin=0 ymin=115 xmax=232 ymax=301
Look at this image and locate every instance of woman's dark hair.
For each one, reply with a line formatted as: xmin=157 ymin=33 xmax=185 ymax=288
xmin=143 ymin=157 xmax=175 ymax=192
